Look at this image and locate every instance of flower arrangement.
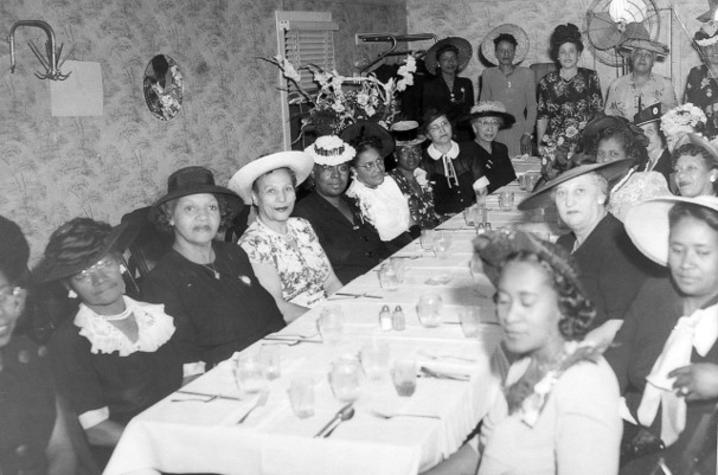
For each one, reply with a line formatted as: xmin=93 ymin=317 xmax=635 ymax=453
xmin=539 ymin=118 xmax=586 ymax=181
xmin=263 ymin=54 xmax=416 ymax=139
xmin=661 ymin=103 xmax=707 ymax=137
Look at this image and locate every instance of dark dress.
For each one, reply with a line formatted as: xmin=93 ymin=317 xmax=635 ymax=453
xmin=474 ymin=141 xmax=516 ymax=193
xmin=649 ymin=148 xmax=672 ymax=185
xmin=684 ymin=65 xmax=718 ymax=139
xmin=606 ymin=277 xmax=718 ymax=474
xmin=1 ymin=335 xmax=56 ymax=475
xmin=556 ymin=213 xmax=654 ymax=329
xmin=142 ymin=241 xmax=285 ymax=366
xmin=422 ymin=76 xmax=475 ymax=141
xmin=293 ymin=192 xmax=393 ymax=284
xmin=388 ymin=169 xmax=440 ymax=229
xmin=421 ymin=142 xmax=485 ymax=215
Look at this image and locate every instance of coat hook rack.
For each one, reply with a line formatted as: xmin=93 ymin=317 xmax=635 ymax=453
xmin=8 ymin=20 xmax=71 ymax=80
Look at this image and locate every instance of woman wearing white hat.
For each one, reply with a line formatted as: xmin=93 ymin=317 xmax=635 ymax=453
xmin=479 ymin=24 xmax=536 ymax=157
xmin=231 ymin=152 xmax=342 ymax=322
xmin=607 ymin=196 xmax=718 ymax=474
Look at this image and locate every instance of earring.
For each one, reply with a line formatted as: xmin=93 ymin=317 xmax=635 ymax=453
xmin=67 ymin=289 xmax=77 ymax=299
xmin=119 ymin=264 xmax=127 ymax=274
xmin=711 ymin=176 xmax=716 ymax=183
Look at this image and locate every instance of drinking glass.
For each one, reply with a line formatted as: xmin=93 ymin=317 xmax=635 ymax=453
xmin=288 ymin=376 xmax=315 ymax=419
xmin=498 ymin=191 xmax=515 ymax=211
xmin=391 ymin=359 xmax=417 ymax=397
xmin=390 ymin=257 xmax=407 ymax=283
xmin=416 ymin=293 xmax=443 ymax=327
xmin=317 ymin=305 xmax=344 ymax=345
xmin=258 ymin=344 xmax=281 ymax=380
xmin=378 ymin=262 xmax=400 ymax=291
xmin=432 ymin=232 xmax=451 ymax=259
xmin=420 ymin=229 xmax=435 ymax=250
xmin=463 ymin=205 xmax=479 ymax=227
xmin=360 ymin=341 xmax=390 ymax=380
xmin=459 ymin=307 xmax=482 ymax=338
xmin=329 ymin=356 xmax=362 ymax=402
xmin=233 ymin=354 xmax=267 ymax=397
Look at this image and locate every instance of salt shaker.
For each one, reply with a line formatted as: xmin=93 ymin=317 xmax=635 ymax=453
xmin=379 ymin=305 xmax=392 ymax=331
xmin=392 ymin=305 xmax=405 ymax=331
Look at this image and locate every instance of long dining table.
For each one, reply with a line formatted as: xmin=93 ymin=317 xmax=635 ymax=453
xmin=104 ymin=160 xmax=558 ymax=475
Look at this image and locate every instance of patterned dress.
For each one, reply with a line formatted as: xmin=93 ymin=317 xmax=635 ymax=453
xmin=388 ymin=168 xmax=439 ymax=229
xmin=538 ymin=68 xmax=603 ymax=145
xmin=684 ymin=65 xmax=718 ymax=139
xmin=239 ymin=217 xmax=332 ymax=308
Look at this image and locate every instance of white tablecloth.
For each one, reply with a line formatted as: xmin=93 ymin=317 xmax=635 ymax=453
xmin=104 ymin=212 xmax=517 ymax=475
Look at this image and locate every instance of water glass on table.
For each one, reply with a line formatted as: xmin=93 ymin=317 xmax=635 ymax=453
xmin=233 ymin=354 xmax=267 ymax=397
xmin=288 ymin=376 xmax=315 ymax=419
xmin=498 ymin=191 xmax=514 ymax=211
xmin=416 ymin=293 xmax=443 ymax=328
xmin=391 ymin=359 xmax=418 ymax=397
xmin=420 ymin=229 xmax=435 ymax=250
xmin=258 ymin=344 xmax=281 ymax=380
xmin=378 ymin=262 xmax=400 ymax=290
xmin=360 ymin=340 xmax=390 ymax=381
xmin=317 ymin=304 xmax=344 ymax=345
xmin=432 ymin=232 xmax=451 ymax=259
xmin=329 ymin=355 xmax=362 ymax=403
xmin=459 ymin=307 xmax=482 ymax=338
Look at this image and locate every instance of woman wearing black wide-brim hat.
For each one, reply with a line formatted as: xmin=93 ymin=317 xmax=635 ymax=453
xmin=421 ymin=37 xmax=475 ymax=141
xmin=142 ymin=166 xmax=285 ymax=367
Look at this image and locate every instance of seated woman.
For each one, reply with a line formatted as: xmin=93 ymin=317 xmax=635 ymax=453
xmin=634 ymin=103 xmax=672 ymax=183
xmin=294 ymin=135 xmax=392 ymax=284
xmin=672 ymin=133 xmax=718 ymax=198
xmin=581 ymin=114 xmax=671 ymax=222
xmin=35 ymin=218 xmax=183 ymax=465
xmin=607 ymin=196 xmax=718 ymax=474
xmin=340 ymin=121 xmax=416 ymax=244
xmin=468 ymin=101 xmax=517 ymax=193
xmin=421 ymin=109 xmax=488 ymax=215
xmin=426 ymin=230 xmax=621 ymax=474
xmin=388 ymin=121 xmax=439 ymax=229
xmin=232 ymin=152 xmax=342 ymax=322
xmin=518 ymin=157 xmax=655 ymax=349
xmin=0 ymin=216 xmax=78 ymax=475
xmin=142 ymin=166 xmax=285 ymax=366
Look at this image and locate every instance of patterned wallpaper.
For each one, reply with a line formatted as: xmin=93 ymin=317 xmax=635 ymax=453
xmin=0 ymin=0 xmax=406 ymax=262
xmin=407 ymin=0 xmax=711 ymax=105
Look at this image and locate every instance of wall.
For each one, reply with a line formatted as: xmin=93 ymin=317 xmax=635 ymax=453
xmin=407 ymin=0 xmax=710 ymax=102
xmin=0 ymin=0 xmax=407 ymax=262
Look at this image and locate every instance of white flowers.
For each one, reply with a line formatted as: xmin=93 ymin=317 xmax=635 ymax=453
xmin=273 ymin=54 xmax=302 ymax=83
xmin=661 ymin=103 xmax=707 ymax=136
xmin=564 ymin=126 xmax=579 ymax=138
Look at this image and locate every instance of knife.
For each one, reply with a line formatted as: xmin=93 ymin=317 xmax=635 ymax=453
xmin=173 ymin=389 xmax=242 ymax=401
xmin=314 ymin=403 xmax=353 ymax=437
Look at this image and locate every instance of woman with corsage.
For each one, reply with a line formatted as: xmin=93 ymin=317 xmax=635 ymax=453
xmin=341 ymin=121 xmax=416 ymax=244
xmin=36 ymin=218 xmax=183 ymax=466
xmin=608 ymin=196 xmax=718 ymax=474
xmin=421 ymin=109 xmax=488 ymax=215
xmin=388 ymin=120 xmax=439 ymax=229
xmin=424 ymin=230 xmax=621 ymax=474
xmin=142 ymin=166 xmax=285 ymax=365
xmin=233 ymin=152 xmax=342 ymax=322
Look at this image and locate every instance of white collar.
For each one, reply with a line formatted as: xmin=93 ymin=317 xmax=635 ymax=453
xmin=74 ymin=296 xmax=176 ymax=357
xmin=427 ymin=141 xmax=459 ymax=161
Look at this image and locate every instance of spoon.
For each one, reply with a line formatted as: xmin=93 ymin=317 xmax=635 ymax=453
xmin=323 ymin=406 xmax=355 ymax=437
xmin=236 ymin=390 xmax=269 ymax=424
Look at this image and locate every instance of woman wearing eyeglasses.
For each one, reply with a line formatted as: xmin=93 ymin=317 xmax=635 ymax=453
xmin=342 ymin=121 xmax=415 ymax=246
xmin=421 ymin=109 xmax=489 ymax=215
xmin=469 ymin=102 xmax=518 ymax=193
xmin=36 ymin=218 xmax=183 ymax=467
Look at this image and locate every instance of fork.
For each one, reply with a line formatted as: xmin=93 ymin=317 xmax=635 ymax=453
xmin=170 ymin=394 xmax=219 ymax=403
xmin=418 ymin=351 xmax=477 ymax=363
xmin=236 ymin=390 xmax=269 ymax=424
xmin=370 ymin=409 xmax=441 ymax=420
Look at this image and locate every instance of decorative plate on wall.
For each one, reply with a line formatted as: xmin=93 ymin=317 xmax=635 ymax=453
xmin=143 ymin=54 xmax=183 ymax=120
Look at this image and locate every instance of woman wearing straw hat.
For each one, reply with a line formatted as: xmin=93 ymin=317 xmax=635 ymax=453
xmin=36 ymin=218 xmax=183 ymax=466
xmin=143 ymin=166 xmax=284 ymax=364
xmin=672 ymin=133 xmax=718 ymax=199
xmin=0 ymin=216 xmax=79 ymax=475
xmin=294 ymin=135 xmax=392 ymax=284
xmin=479 ymin=24 xmax=537 ymax=157
xmin=519 ymin=157 xmax=653 ymax=349
xmin=607 ymin=196 xmax=718 ymax=474
xmin=388 ymin=121 xmax=439 ymax=229
xmin=421 ymin=37 xmax=475 ymax=142
xmin=232 ymin=152 xmax=342 ymax=322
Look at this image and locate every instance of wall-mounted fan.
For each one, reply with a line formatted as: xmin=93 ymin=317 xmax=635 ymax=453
xmin=584 ymin=0 xmax=661 ymax=67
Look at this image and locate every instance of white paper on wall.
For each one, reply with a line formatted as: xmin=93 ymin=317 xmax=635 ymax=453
xmin=50 ymin=60 xmax=103 ymax=116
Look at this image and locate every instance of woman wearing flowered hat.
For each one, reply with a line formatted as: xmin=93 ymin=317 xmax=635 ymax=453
xmin=143 ymin=166 xmax=285 ymax=362
xmin=36 ymin=218 xmax=183 ymax=466
xmin=468 ymin=101 xmax=518 ymax=193
xmin=388 ymin=121 xmax=439 ymax=229
xmin=607 ymin=196 xmax=718 ymax=473
xmin=294 ymin=135 xmax=392 ymax=284
xmin=661 ymin=102 xmax=707 ymax=153
xmin=479 ymin=24 xmax=537 ymax=157
xmin=232 ymin=152 xmax=342 ymax=322
xmin=684 ymin=20 xmax=718 ymax=139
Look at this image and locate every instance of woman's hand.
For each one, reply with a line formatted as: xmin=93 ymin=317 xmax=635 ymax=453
xmin=669 ymin=363 xmax=718 ymax=400
xmin=520 ymin=134 xmax=533 ymax=155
